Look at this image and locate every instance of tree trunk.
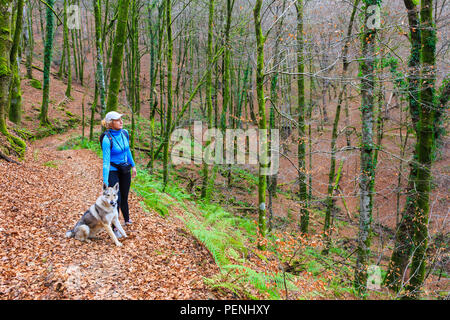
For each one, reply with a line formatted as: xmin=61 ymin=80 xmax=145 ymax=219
xmin=323 ymin=0 xmax=360 ymax=254
xmin=0 ymin=1 xmax=13 ymax=128
xmin=407 ymin=0 xmax=436 ymax=298
xmin=71 ymin=28 xmax=79 ymax=81
xmin=93 ymin=0 xmax=106 ymax=117
xmin=146 ymin=0 xmax=163 ymax=171
xmin=129 ymin=0 xmax=139 ymax=158
xmin=267 ymin=0 xmax=287 ymax=232
xmin=254 ymin=0 xmax=267 ymax=249
xmin=354 ymin=0 xmax=378 ymax=297
xmin=385 ymin=0 xmax=421 ymax=293
xmin=296 ymin=0 xmax=308 ymax=234
xmin=162 ymin=0 xmax=173 ymax=190
xmin=24 ymin=2 xmax=33 ymax=79
xmin=64 ymin=0 xmax=72 ymax=97
xmin=90 ymin=83 xmax=98 ymax=140
xmin=105 ymin=0 xmax=130 ymax=113
xmin=8 ymin=0 xmax=24 ymax=124
xmin=201 ymin=0 xmax=215 ymax=199
xmin=76 ymin=5 xmax=84 ymax=85
xmin=222 ymin=0 xmax=234 ymax=188
xmin=0 ymin=0 xmax=25 ymax=158
xmin=39 ymin=0 xmax=55 ymax=126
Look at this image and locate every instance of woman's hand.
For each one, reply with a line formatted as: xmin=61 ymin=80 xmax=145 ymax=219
xmin=132 ymin=166 xmax=137 ymax=179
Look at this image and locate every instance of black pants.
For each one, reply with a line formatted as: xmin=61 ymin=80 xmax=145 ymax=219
xmin=108 ymin=170 xmax=131 ymax=223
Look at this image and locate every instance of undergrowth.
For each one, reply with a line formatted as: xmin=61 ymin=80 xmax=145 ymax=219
xmin=130 ymin=169 xmax=335 ymax=299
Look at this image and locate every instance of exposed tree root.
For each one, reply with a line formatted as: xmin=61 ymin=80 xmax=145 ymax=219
xmin=0 ymin=148 xmax=20 ymax=164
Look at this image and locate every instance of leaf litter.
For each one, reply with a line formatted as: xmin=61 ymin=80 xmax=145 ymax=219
xmin=0 ymin=132 xmax=220 ymax=299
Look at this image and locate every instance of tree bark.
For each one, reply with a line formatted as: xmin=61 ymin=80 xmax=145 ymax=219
xmin=162 ymin=0 xmax=173 ymax=190
xmin=105 ymin=0 xmax=130 ymax=113
xmin=0 ymin=0 xmax=25 ymax=158
xmin=323 ymin=0 xmax=360 ymax=255
xmin=201 ymin=0 xmax=215 ymax=199
xmin=8 ymin=0 xmax=24 ymax=124
xmin=39 ymin=0 xmax=55 ymax=126
xmin=406 ymin=0 xmax=436 ymax=298
xmin=296 ymin=0 xmax=308 ymax=234
xmin=354 ymin=0 xmax=378 ymax=297
xmin=254 ymin=0 xmax=267 ymax=249
xmin=93 ymin=0 xmax=106 ymax=117
xmin=385 ymin=0 xmax=421 ymax=293
xmin=64 ymin=0 xmax=72 ymax=97
xmin=24 ymin=2 xmax=33 ymax=79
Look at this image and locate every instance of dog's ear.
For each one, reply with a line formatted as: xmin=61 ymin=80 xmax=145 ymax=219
xmin=103 ymin=183 xmax=108 ymax=191
xmin=113 ymin=182 xmax=119 ymax=192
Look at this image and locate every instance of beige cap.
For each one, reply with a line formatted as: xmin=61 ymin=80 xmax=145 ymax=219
xmin=105 ymin=111 xmax=123 ymax=122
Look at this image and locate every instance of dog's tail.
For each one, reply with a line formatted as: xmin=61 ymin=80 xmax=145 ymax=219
xmin=65 ymin=230 xmax=74 ymax=238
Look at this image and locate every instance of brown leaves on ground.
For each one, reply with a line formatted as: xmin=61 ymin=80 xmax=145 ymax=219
xmin=0 ymin=132 xmax=220 ymax=299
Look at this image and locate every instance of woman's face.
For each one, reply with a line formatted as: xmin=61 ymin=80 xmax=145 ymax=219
xmin=111 ymin=117 xmax=123 ymax=130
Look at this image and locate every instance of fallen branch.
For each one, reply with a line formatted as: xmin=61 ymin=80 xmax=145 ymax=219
xmin=232 ymin=206 xmax=257 ymax=211
xmin=0 ymin=150 xmax=20 ymax=164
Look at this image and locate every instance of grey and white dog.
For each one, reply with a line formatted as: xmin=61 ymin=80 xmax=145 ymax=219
xmin=65 ymin=183 xmax=127 ymax=247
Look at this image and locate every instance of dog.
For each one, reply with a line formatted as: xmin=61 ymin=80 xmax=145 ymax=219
xmin=65 ymin=182 xmax=127 ymax=247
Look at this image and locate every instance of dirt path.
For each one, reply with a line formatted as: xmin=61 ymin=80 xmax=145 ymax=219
xmin=0 ymin=130 xmax=219 ymax=299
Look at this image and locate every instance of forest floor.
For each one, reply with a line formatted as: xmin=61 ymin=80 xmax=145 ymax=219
xmin=0 ymin=63 xmax=225 ymax=299
xmin=0 ymin=126 xmax=222 ymax=299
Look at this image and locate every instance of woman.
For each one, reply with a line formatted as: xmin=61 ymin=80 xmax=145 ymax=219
xmin=101 ymin=111 xmax=137 ymax=232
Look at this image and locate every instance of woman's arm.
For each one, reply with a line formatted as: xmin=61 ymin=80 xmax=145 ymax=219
xmin=102 ymin=136 xmax=112 ymax=185
xmin=126 ymin=148 xmax=136 ymax=167
xmin=123 ymin=130 xmax=137 ymax=178
xmin=124 ymin=130 xmax=136 ymax=167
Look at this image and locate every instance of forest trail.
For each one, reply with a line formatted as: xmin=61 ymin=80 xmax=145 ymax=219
xmin=0 ymin=128 xmax=220 ymax=299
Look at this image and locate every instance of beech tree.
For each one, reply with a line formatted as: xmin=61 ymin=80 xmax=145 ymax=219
xmin=39 ymin=0 xmax=56 ymax=126
xmin=407 ymin=0 xmax=437 ymax=298
xmin=296 ymin=0 xmax=308 ymax=234
xmin=162 ymin=0 xmax=173 ymax=190
xmin=354 ymin=0 xmax=379 ymax=296
xmin=63 ymin=0 xmax=72 ymax=98
xmin=323 ymin=0 xmax=360 ymax=255
xmin=0 ymin=0 xmax=25 ymax=160
xmin=105 ymin=0 xmax=131 ymax=113
xmin=8 ymin=0 xmax=24 ymax=124
xmin=385 ymin=0 xmax=422 ymax=294
xmin=254 ymin=0 xmax=268 ymax=248
xmin=201 ymin=0 xmax=215 ymax=199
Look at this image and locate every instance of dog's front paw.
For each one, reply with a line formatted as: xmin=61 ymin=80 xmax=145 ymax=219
xmin=115 ymin=241 xmax=123 ymax=247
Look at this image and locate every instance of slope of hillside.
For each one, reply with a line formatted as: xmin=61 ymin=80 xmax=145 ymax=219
xmin=0 ymin=127 xmax=221 ymax=299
